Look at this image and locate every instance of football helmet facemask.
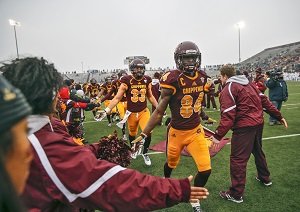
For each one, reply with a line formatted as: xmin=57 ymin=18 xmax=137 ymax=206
xmin=90 ymin=78 xmax=97 ymax=85
xmin=174 ymin=41 xmax=201 ymax=74
xmin=129 ymin=59 xmax=145 ymax=80
xmin=118 ymin=70 xmax=128 ymax=78
xmin=105 ymin=77 xmax=112 ymax=83
xmin=111 ymin=74 xmax=118 ymax=81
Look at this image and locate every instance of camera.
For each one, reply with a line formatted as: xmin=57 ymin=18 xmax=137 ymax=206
xmin=268 ymin=68 xmax=283 ymax=80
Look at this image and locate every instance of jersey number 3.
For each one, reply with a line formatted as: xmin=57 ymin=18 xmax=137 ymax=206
xmin=131 ymin=88 xmax=146 ymax=103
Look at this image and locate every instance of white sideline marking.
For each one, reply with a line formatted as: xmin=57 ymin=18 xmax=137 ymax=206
xmin=286 ymin=107 xmax=299 ymax=110
xmin=83 ymin=120 xmax=108 ymax=124
xmin=283 ymin=103 xmax=300 ymax=106
xmin=147 ymin=134 xmax=300 ymax=155
xmin=147 ymin=151 xmax=164 ymax=155
xmin=262 ymin=134 xmax=300 ymax=140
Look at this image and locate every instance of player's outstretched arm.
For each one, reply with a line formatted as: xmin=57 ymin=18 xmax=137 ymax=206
xmin=143 ymin=88 xmax=172 ymax=136
xmin=105 ymin=83 xmax=126 ymax=114
xmin=147 ymin=83 xmax=158 ymax=108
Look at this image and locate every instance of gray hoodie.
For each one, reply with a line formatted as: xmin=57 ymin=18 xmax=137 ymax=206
xmin=226 ymin=75 xmax=249 ymax=85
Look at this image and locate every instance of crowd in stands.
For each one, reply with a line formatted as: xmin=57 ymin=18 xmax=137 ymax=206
xmin=62 ymin=50 xmax=300 ymax=84
xmin=238 ymin=54 xmax=300 ymax=74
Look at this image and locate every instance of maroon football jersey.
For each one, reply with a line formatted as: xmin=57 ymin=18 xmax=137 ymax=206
xmin=100 ymin=82 xmax=114 ymax=100
xmin=160 ymin=69 xmax=207 ymax=130
xmin=86 ymin=84 xmax=101 ymax=98
xmin=120 ymin=75 xmax=152 ymax=112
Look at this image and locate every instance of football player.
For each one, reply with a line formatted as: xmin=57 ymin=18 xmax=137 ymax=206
xmin=133 ymin=41 xmax=211 ymax=211
xmin=101 ymin=59 xmax=158 ymax=166
xmin=97 ymin=77 xmax=116 ymax=126
xmin=101 ymin=71 xmax=128 ymax=139
xmin=85 ymin=78 xmax=101 ymax=118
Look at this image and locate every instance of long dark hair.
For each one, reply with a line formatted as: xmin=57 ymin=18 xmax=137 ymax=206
xmin=0 ymin=130 xmax=26 ymax=212
xmin=1 ymin=57 xmax=63 ymax=115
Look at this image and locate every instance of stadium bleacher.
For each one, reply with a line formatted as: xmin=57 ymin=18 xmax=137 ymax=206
xmin=62 ymin=41 xmax=300 ymax=83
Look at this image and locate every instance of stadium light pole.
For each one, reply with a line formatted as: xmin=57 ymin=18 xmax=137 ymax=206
xmin=9 ymin=19 xmax=21 ymax=59
xmin=235 ymin=21 xmax=245 ymax=63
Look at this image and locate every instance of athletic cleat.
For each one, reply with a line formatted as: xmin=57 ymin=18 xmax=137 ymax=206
xmin=255 ymin=177 xmax=272 ymax=186
xmin=142 ymin=154 xmax=151 ymax=166
xmin=122 ymin=134 xmax=128 ymax=141
xmin=219 ymin=191 xmax=243 ymax=203
xmin=108 ymin=123 xmax=112 ymax=127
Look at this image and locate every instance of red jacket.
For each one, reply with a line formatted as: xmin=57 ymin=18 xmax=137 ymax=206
xmin=254 ymin=75 xmax=267 ymax=93
xmin=214 ymin=75 xmax=282 ymax=140
xmin=23 ymin=116 xmax=190 ymax=211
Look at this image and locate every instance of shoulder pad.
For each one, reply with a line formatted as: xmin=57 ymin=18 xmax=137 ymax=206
xmin=160 ymin=70 xmax=180 ymax=85
xmin=120 ymin=75 xmax=131 ymax=83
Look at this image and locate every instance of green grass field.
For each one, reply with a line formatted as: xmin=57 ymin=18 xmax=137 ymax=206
xmin=83 ymin=81 xmax=300 ymax=212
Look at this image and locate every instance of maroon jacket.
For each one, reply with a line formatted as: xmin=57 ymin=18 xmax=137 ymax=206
xmin=214 ymin=75 xmax=283 ymax=140
xmin=23 ymin=116 xmax=190 ymax=212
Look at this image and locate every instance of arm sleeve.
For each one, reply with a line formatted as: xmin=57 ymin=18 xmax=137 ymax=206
xmin=73 ymin=102 xmax=88 ymax=108
xmin=214 ymin=85 xmax=236 ymax=140
xmin=72 ymin=95 xmax=90 ymax=103
xmin=101 ymin=86 xmax=115 ymax=102
xmin=259 ymin=93 xmax=283 ymax=120
xmin=265 ymin=78 xmax=276 ymax=88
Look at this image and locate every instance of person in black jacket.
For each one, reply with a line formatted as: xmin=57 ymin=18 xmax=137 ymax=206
xmin=265 ymin=68 xmax=288 ymax=125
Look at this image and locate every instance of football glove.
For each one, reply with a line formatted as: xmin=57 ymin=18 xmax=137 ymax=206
xmin=94 ymin=107 xmax=110 ymax=121
xmin=131 ymin=133 xmax=147 ymax=156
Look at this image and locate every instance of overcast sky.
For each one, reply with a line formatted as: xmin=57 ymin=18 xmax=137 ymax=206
xmin=1 ymin=0 xmax=299 ymax=72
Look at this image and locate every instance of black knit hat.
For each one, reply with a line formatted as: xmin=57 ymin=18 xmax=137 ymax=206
xmin=0 ymin=75 xmax=32 ymax=134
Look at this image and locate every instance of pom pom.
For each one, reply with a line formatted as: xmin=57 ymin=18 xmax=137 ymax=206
xmin=97 ymin=131 xmax=132 ymax=167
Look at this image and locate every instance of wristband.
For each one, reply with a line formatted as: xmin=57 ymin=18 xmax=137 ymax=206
xmin=141 ymin=132 xmax=148 ymax=139
xmin=104 ymin=107 xmax=111 ymax=113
